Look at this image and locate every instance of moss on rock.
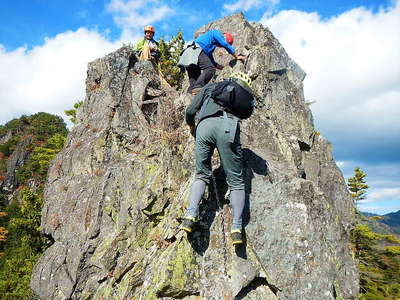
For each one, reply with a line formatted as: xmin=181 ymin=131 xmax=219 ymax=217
xmin=153 ymin=238 xmax=200 ymax=297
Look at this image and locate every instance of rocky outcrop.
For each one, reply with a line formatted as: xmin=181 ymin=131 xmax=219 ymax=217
xmin=0 ymin=113 xmax=67 ymax=205
xmin=31 ymin=14 xmax=358 ymax=299
xmin=0 ymin=135 xmax=33 ymax=202
xmin=0 ymin=130 xmax=12 ymax=145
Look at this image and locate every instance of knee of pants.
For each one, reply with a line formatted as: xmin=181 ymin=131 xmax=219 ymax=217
xmin=223 ymin=155 xmax=245 ymax=189
xmin=201 ymin=69 xmax=216 ymax=85
xmin=226 ymin=176 xmax=245 ymax=190
xmin=195 ymin=173 xmax=211 ymax=185
xmin=204 ymin=67 xmax=216 ymax=76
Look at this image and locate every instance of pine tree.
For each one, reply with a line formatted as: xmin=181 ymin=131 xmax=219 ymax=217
xmin=347 ymin=167 xmax=369 ymax=202
xmin=347 ymin=168 xmax=400 ymax=299
xmin=158 ymin=31 xmax=185 ymax=88
xmin=64 ymin=101 xmax=83 ymax=124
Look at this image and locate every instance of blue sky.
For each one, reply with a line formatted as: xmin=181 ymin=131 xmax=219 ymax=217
xmin=0 ymin=0 xmax=393 ymax=49
xmin=1 ymin=0 xmax=399 ymax=214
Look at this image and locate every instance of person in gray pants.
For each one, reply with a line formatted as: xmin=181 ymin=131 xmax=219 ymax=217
xmin=181 ymin=72 xmax=253 ymax=245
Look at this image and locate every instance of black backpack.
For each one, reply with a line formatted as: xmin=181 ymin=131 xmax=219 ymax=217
xmin=211 ymin=79 xmax=255 ymax=119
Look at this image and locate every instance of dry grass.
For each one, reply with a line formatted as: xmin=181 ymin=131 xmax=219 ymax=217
xmin=152 ymin=234 xmax=172 ymax=249
xmin=93 ymin=169 xmax=106 ymax=176
xmin=0 ymin=226 xmax=8 ymax=242
xmin=49 ymin=214 xmax=61 ymax=229
xmin=90 ymin=83 xmax=100 ymax=91
xmin=73 ymin=141 xmax=83 ymax=148
xmin=54 ymin=161 xmax=62 ymax=171
xmin=146 ymin=96 xmax=188 ymax=153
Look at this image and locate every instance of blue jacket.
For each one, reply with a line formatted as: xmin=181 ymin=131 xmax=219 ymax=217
xmin=195 ymin=30 xmax=235 ymax=59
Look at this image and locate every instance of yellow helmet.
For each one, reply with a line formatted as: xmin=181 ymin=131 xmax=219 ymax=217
xmin=144 ymin=25 xmax=155 ymax=33
xmin=230 ymin=72 xmax=252 ymax=88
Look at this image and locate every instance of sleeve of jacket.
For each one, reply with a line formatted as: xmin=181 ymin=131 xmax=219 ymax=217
xmin=185 ymin=85 xmax=212 ymax=126
xmin=214 ymin=30 xmax=235 ymax=55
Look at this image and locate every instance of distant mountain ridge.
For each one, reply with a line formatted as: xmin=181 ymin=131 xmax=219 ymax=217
xmin=360 ymin=211 xmax=378 ymax=217
xmin=360 ymin=210 xmax=400 ymax=235
xmin=0 ymin=112 xmax=67 ymax=205
xmin=381 ymin=210 xmax=400 ymax=234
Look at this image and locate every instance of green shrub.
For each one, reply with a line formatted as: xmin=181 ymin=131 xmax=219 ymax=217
xmin=351 ymin=223 xmax=400 ymax=299
xmin=158 ymin=31 xmax=185 ymax=88
xmin=64 ymin=101 xmax=83 ymax=124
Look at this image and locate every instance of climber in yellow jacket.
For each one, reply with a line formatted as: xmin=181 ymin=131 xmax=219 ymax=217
xmin=133 ymin=25 xmax=171 ymax=87
xmin=134 ymin=25 xmax=159 ymax=62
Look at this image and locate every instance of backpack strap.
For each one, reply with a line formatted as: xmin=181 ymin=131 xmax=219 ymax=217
xmin=211 ymin=80 xmax=231 ymax=101
xmin=185 ymin=41 xmax=198 ymax=50
xmin=224 ymin=111 xmax=229 ymax=133
xmin=197 ymin=97 xmax=210 ymax=124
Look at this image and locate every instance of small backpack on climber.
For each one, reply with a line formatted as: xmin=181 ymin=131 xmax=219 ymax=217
xmin=211 ymin=72 xmax=255 ymax=119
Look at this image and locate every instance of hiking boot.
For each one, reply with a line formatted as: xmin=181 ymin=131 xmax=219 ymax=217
xmin=181 ymin=216 xmax=196 ymax=233
xmin=231 ymin=230 xmax=243 ymax=245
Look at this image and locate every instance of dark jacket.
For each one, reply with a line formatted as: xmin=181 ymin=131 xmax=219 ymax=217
xmin=186 ymin=82 xmax=241 ymax=143
xmin=185 ymin=83 xmax=222 ymax=126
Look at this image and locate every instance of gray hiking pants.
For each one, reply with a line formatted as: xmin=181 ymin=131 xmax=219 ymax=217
xmin=185 ymin=116 xmax=245 ymax=230
xmin=195 ymin=116 xmax=244 ymax=189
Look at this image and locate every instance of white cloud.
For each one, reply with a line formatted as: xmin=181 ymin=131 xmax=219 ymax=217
xmin=107 ymin=0 xmax=175 ymax=43
xmin=0 ymin=0 xmax=178 ymax=128
xmin=260 ymin=2 xmax=400 ymax=213
xmin=224 ymin=0 xmax=279 ymax=13
xmin=260 ymin=2 xmax=400 ymax=142
xmin=358 ymin=204 xmax=400 ymax=215
xmin=0 ymin=28 xmax=117 ymax=126
xmin=357 ymin=186 xmax=400 ymax=214
xmin=336 ymin=161 xmax=345 ymax=167
xmin=365 ymin=188 xmax=400 ymax=202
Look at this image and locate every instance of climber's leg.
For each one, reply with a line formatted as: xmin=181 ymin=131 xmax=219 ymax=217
xmin=192 ymin=51 xmax=216 ymax=90
xmin=185 ymin=179 xmax=207 ymax=220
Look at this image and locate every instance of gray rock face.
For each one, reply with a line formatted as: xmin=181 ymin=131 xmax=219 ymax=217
xmin=0 ymin=130 xmax=12 ymax=145
xmin=0 ymin=135 xmax=33 ymax=202
xmin=31 ymin=14 xmax=358 ymax=300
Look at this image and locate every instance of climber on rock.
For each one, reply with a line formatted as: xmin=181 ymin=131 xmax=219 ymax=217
xmin=132 ymin=25 xmax=171 ymax=87
xmin=178 ymin=29 xmax=246 ymax=95
xmin=180 ymin=72 xmax=255 ymax=245
xmin=134 ymin=25 xmax=159 ymax=62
